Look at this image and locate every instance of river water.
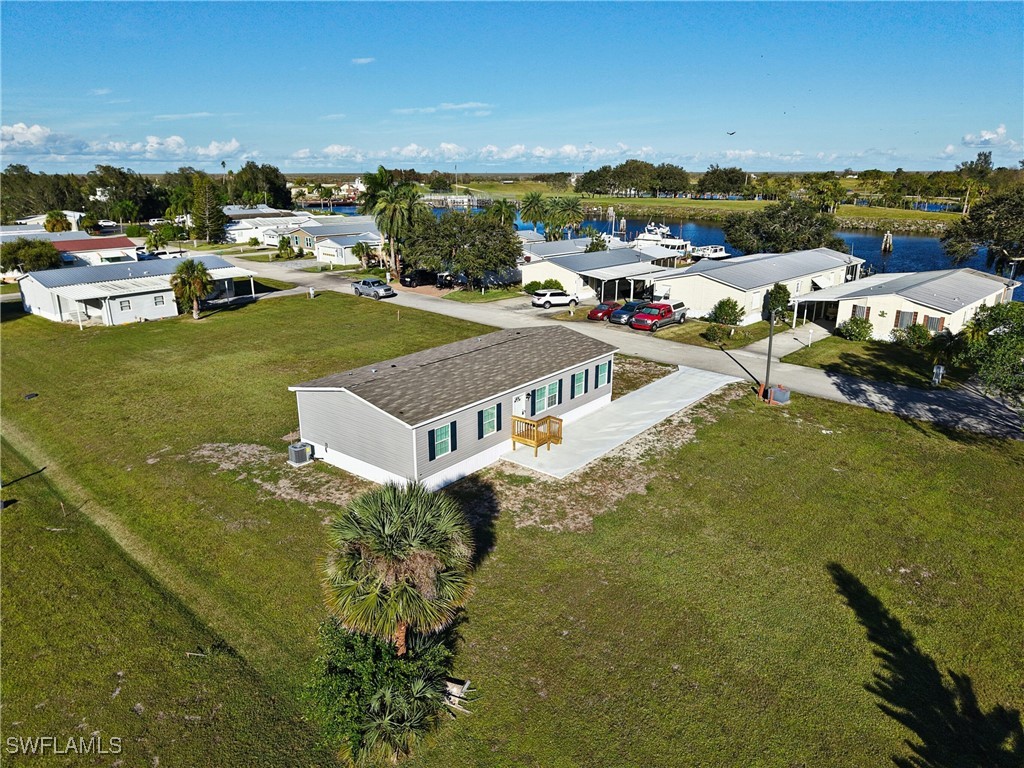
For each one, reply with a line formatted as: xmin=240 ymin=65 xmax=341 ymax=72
xmin=327 ymin=205 xmax=1021 ymax=300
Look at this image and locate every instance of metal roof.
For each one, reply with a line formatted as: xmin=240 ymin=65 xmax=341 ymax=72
xmin=27 ymin=255 xmax=248 ymax=288
xmin=291 ymin=326 xmax=617 ymax=426
xmin=522 ymin=238 xmax=594 ymax=257
xmin=317 ymin=234 xmax=382 ymax=247
xmin=578 ymin=262 xmax=671 ymax=281
xmin=680 ymin=248 xmax=863 ymax=290
xmin=793 ymin=268 xmax=1019 ymax=313
xmin=0 ymin=229 xmax=85 ymax=244
xmin=539 ymin=248 xmax=660 ymax=275
xmin=516 ymin=230 xmax=546 ymax=243
xmin=54 ymin=236 xmax=137 ymax=253
xmin=283 ymin=222 xmax=380 ymax=237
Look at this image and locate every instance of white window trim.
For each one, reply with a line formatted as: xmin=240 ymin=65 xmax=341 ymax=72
xmin=572 ymin=372 xmax=585 ymax=398
xmin=433 ymin=424 xmax=451 ymax=458
xmin=481 ymin=405 xmax=497 ymax=437
xmin=534 ymin=381 xmax=558 ymax=414
xmin=596 ymin=361 xmax=610 ymax=388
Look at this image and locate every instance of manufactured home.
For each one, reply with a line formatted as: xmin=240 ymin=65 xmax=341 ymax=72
xmin=289 ymin=326 xmax=618 ymax=489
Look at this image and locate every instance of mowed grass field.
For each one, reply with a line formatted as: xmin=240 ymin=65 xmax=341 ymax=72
xmin=2 ymin=295 xmax=1022 ymax=766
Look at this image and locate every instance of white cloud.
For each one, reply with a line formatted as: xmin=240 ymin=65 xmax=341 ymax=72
xmin=961 ymin=123 xmax=1021 ymax=152
xmin=1 ymin=121 xmax=243 ymax=162
xmin=392 ymin=101 xmax=494 ymax=116
xmin=351 ymin=57 xmax=375 ymax=65
xmin=153 ymin=112 xmax=215 ymax=121
xmin=941 ymin=144 xmax=956 ymax=157
xmin=319 ymin=113 xmax=346 ymax=121
xmin=88 ymin=87 xmax=111 ymax=96
xmin=291 ymin=148 xmax=312 ymax=159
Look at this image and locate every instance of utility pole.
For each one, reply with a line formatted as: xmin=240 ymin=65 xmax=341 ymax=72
xmin=763 ymin=309 xmax=777 ymax=399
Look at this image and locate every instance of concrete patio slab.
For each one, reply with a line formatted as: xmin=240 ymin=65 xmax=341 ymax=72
xmin=502 ymin=365 xmax=741 ymax=478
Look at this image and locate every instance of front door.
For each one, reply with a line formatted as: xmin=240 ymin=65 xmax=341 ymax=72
xmin=512 ymin=393 xmax=526 ymax=418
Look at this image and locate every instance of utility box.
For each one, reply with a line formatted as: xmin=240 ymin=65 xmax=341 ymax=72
xmin=288 ymin=442 xmax=312 ymax=467
xmin=768 ymin=386 xmax=790 ymax=405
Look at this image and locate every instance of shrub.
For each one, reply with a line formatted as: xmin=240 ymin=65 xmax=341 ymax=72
xmin=540 ymin=278 xmax=565 ymax=291
xmin=837 ymin=316 xmax=874 ymax=341
xmin=305 ymin=619 xmax=454 ymax=764
xmin=124 ymin=224 xmax=146 ymax=237
xmin=890 ymin=323 xmax=931 ymax=349
xmin=523 ymin=281 xmax=543 ymax=295
xmin=247 ymin=237 xmax=260 ymax=247
xmin=708 ymin=297 xmax=743 ymax=325
xmin=702 ymin=323 xmax=729 ymax=343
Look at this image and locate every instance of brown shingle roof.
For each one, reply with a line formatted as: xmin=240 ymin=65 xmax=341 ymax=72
xmin=292 ymin=326 xmax=617 ymax=426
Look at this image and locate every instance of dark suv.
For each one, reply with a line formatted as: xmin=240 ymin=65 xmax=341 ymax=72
xmin=400 ymin=269 xmax=438 ymax=288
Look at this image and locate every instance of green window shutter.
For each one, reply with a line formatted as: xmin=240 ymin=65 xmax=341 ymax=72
xmin=477 ymin=410 xmax=484 ymax=439
xmin=530 ymin=390 xmax=537 ymax=417
xmin=570 ymin=373 xmax=577 ymax=399
xmin=450 ymin=421 xmax=457 ymax=451
xmin=584 ymin=369 xmax=589 ymax=393
xmin=557 ymin=379 xmax=563 ymax=405
xmin=427 ymin=429 xmax=436 ymax=461
xmin=496 ymin=403 xmax=502 ymax=431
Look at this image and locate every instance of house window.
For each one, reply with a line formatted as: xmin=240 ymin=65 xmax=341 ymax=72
xmin=479 ymin=405 xmax=498 ymax=438
xmin=533 ymin=381 xmax=559 ymax=414
xmin=119 ymin=299 xmax=131 ymax=311
xmin=596 ymin=361 xmax=611 ymax=388
xmin=429 ymin=422 xmax=457 ymax=461
xmin=292 ymin=235 xmax=299 ymax=246
xmin=852 ymin=304 xmax=870 ymax=319
xmin=305 ymin=237 xmax=313 ymax=249
xmin=154 ymin=295 xmax=165 ymax=306
xmin=571 ymin=371 xmax=586 ymax=399
xmin=896 ymin=310 xmax=916 ymax=329
xmin=926 ymin=315 xmax=944 ymax=332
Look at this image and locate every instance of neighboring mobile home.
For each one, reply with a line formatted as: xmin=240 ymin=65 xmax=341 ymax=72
xmin=791 ymin=268 xmax=1020 ymax=338
xmin=649 ymin=248 xmax=864 ymax=325
xmin=289 ymin=326 xmax=618 ymax=489
xmin=19 ymin=256 xmax=256 ymax=326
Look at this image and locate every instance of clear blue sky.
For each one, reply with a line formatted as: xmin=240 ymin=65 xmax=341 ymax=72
xmin=2 ymin=1 xmax=1021 ymax=174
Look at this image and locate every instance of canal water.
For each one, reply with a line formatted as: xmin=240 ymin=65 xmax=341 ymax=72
xmin=328 ymin=205 xmax=1020 ymax=300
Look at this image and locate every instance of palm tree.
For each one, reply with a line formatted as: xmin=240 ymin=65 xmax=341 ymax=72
xmin=110 ymin=200 xmax=138 ymax=226
xmin=145 ymin=228 xmax=168 ymax=253
xmin=485 ymin=198 xmax=518 ymax=229
xmin=374 ymin=184 xmax=425 ymax=276
xmin=357 ymin=165 xmax=395 ymax=215
xmin=360 ymin=678 xmax=444 ymax=764
xmin=322 ymin=482 xmax=473 ymax=657
xmin=520 ymin=192 xmax=547 ymax=232
xmin=170 ymin=259 xmax=214 ymax=320
xmin=44 ymin=210 xmax=72 ymax=232
xmin=555 ymin=196 xmax=585 ymax=235
xmin=351 ymin=240 xmax=375 ymax=270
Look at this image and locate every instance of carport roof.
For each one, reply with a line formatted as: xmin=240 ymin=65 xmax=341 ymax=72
xmin=578 ymin=262 xmax=670 ymax=281
xmin=793 ymin=269 xmax=1019 ymax=313
xmin=680 ymin=248 xmax=863 ymax=290
xmin=28 ymin=256 xmax=254 ymax=290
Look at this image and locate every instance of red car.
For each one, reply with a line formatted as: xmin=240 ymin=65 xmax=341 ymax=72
xmin=587 ymin=301 xmax=622 ymax=321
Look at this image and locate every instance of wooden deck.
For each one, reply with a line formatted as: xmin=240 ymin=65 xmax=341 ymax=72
xmin=510 ymin=415 xmax=563 ymax=457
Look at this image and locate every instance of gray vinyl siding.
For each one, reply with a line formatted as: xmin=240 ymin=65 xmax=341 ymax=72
xmin=413 ymin=352 xmax=614 ymax=478
xmin=296 ymin=390 xmax=414 ymax=477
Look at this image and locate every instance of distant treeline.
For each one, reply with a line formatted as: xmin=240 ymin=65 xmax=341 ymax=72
xmin=0 ymin=162 xmax=291 ymax=224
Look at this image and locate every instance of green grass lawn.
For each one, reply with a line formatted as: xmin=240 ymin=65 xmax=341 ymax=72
xmin=234 ymin=276 xmax=297 ymax=292
xmin=442 ymin=288 xmax=525 ymax=303
xmin=0 ymin=440 xmax=335 ymax=767
xmin=3 ymin=298 xmax=1020 ymax=767
xmin=835 ymin=204 xmax=959 ymax=223
xmin=655 ymin=319 xmax=775 ymax=349
xmin=1 ymin=282 xmax=22 ymax=294
xmin=782 ymin=335 xmax=970 ymax=389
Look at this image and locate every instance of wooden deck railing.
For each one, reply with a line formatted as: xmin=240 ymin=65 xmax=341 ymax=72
xmin=510 ymin=415 xmax=563 ymax=457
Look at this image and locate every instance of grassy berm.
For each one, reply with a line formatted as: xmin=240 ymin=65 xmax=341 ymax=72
xmin=2 ymin=294 xmax=1021 ymax=766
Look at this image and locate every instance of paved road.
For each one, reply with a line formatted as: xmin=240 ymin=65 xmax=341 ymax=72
xmin=224 ymin=256 xmax=1024 ymax=439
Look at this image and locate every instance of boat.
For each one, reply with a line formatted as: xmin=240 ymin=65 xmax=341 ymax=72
xmin=690 ymin=244 xmax=730 ymax=260
xmin=634 ymin=222 xmax=691 ymax=253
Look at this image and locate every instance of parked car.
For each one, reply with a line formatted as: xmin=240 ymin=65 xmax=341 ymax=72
xmin=97 ymin=219 xmax=118 ymax=228
xmin=531 ymin=289 xmax=579 ymax=309
xmin=435 ymin=272 xmax=467 ymax=289
xmin=352 ymin=278 xmax=396 ymax=300
xmin=629 ymin=301 xmax=688 ymax=331
xmin=149 ymin=218 xmax=170 ymax=226
xmin=400 ymin=269 xmax=438 ymax=288
xmin=608 ymin=300 xmax=650 ymax=325
xmin=587 ymin=301 xmax=622 ymax=321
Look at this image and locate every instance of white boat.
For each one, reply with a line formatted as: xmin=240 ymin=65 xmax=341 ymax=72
xmin=691 ymin=244 xmax=730 ymax=260
xmin=634 ymin=222 xmax=691 ymax=253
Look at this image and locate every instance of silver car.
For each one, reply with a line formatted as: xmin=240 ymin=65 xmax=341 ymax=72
xmin=352 ymin=278 xmax=397 ymax=300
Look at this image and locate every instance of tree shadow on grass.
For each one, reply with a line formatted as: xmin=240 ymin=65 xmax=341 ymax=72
xmin=443 ymin=476 xmax=499 ymax=570
xmin=827 ymin=563 xmax=1023 ymax=767
xmin=0 ymin=302 xmax=28 ymax=323
xmin=824 ymin=366 xmax=1023 ymax=442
